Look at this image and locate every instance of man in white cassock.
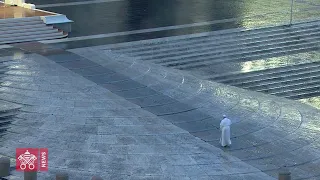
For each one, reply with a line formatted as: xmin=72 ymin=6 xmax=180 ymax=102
xmin=220 ymin=115 xmax=232 ymax=147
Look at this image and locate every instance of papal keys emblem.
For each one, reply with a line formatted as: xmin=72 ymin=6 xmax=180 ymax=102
xmin=16 ymin=148 xmax=48 ymax=171
xmin=17 ymin=150 xmax=37 ymax=170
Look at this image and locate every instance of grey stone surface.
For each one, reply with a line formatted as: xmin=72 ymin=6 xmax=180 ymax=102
xmin=163 ymin=110 xmax=212 ymax=124
xmin=1 ymin=42 xmax=319 ymax=180
xmin=72 ymin=66 xmax=115 ymax=77
xmin=114 ymin=87 xmax=159 ymax=99
xmin=72 ymin=46 xmax=320 ymax=179
xmin=86 ymin=74 xmax=129 ymax=84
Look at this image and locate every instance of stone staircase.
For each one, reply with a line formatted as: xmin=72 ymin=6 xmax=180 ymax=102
xmin=211 ymin=61 xmax=320 ymax=100
xmin=0 ymin=100 xmax=21 ymax=137
xmin=106 ymin=20 xmax=320 ymax=100
xmin=0 ymin=57 xmax=22 ymax=139
xmin=0 ymin=17 xmax=67 ymax=45
xmin=0 ymin=100 xmax=21 ymax=179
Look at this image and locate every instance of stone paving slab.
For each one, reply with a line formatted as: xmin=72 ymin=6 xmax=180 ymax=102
xmin=0 ymin=42 xmax=319 ymax=179
xmin=7 ymin=49 xmax=272 ymax=180
xmin=71 ymin=46 xmax=320 ymax=179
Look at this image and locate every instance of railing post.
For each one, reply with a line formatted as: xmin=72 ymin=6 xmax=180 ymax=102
xmin=279 ymin=168 xmax=291 ymax=180
xmin=24 ymin=171 xmax=37 ymax=180
xmin=56 ymin=172 xmax=69 ymax=180
xmin=289 ymin=0 xmax=294 ymax=25
xmin=0 ymin=157 xmax=10 ymax=177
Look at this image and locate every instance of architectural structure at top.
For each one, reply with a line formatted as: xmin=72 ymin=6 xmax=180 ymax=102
xmin=0 ymin=0 xmax=73 ymax=44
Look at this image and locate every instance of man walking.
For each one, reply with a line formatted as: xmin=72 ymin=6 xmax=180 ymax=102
xmin=220 ymin=115 xmax=232 ymax=147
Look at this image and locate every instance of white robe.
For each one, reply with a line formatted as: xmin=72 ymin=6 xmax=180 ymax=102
xmin=220 ymin=118 xmax=232 ymax=147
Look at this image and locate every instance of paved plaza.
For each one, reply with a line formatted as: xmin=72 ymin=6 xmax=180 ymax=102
xmin=0 ymin=0 xmax=320 ymax=179
xmin=0 ymin=41 xmax=319 ymax=179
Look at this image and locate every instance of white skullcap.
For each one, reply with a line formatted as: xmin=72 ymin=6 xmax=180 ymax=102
xmin=223 ymin=115 xmax=227 ymax=118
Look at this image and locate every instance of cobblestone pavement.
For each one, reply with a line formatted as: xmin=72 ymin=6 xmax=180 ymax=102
xmin=0 ymin=42 xmax=319 ymax=179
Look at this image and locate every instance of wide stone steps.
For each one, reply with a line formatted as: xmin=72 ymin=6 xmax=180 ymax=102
xmin=156 ymin=34 xmax=320 ymax=66
xmin=111 ymin=21 xmax=320 ymax=53
xmin=217 ymin=65 xmax=320 ymax=99
xmin=0 ymin=26 xmax=56 ymax=35
xmin=0 ymin=20 xmax=45 ymax=28
xmin=288 ymin=90 xmax=320 ymax=99
xmin=147 ymin=35 xmax=319 ymax=63
xmin=0 ymin=17 xmax=67 ymax=45
xmin=270 ymin=82 xmax=320 ymax=95
xmin=259 ymin=82 xmax=320 ymax=99
xmin=210 ymin=60 xmax=320 ymax=82
xmin=276 ymin=85 xmax=320 ymax=99
xmin=146 ymin=30 xmax=320 ymax=63
xmin=0 ymin=110 xmax=19 ymax=119
xmin=126 ymin=26 xmax=320 ymax=60
xmin=109 ymin=23 xmax=320 ymax=70
xmin=234 ymin=69 xmax=320 ymax=88
xmin=0 ymin=100 xmax=21 ymax=135
xmin=0 ymin=16 xmax=42 ymax=24
xmin=0 ymin=28 xmax=58 ymax=38
xmin=108 ymin=20 xmax=320 ymax=100
xmin=169 ymin=41 xmax=320 ymax=69
xmin=220 ymin=62 xmax=320 ymax=84
xmin=0 ymin=23 xmax=51 ymax=31
xmin=254 ymin=76 xmax=320 ymax=93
